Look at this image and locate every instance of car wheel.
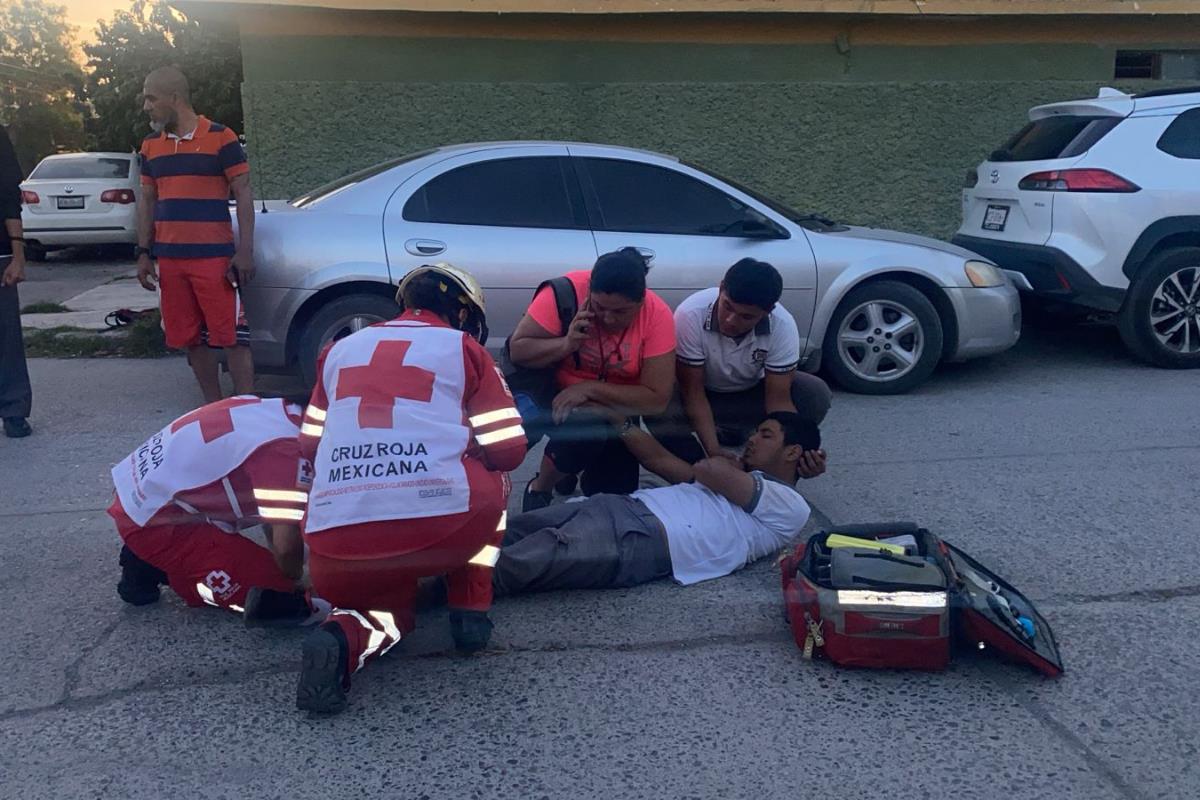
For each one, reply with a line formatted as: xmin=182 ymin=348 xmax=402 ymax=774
xmin=297 ymin=293 xmax=400 ymax=386
xmin=1118 ymin=247 xmax=1200 ymax=369
xmin=25 ymin=243 xmax=47 ymax=262
xmin=822 ymin=280 xmax=944 ymax=395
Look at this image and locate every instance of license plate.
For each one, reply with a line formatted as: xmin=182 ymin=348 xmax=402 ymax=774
xmin=56 ymin=196 xmax=85 ymax=209
xmin=983 ymin=205 xmax=1009 ymax=232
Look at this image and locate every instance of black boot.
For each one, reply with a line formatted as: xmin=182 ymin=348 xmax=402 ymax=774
xmin=117 ymin=545 xmax=166 ymax=606
xmin=449 ymin=608 xmax=494 ymax=654
xmin=2 ymin=417 xmax=31 ymax=438
xmin=296 ymin=623 xmax=349 ymax=715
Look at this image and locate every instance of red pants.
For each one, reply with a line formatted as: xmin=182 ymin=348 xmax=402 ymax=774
xmin=307 ymin=498 xmax=505 ymax=678
xmin=111 ymin=503 xmax=294 ymax=611
xmin=158 ymin=256 xmax=247 ymax=349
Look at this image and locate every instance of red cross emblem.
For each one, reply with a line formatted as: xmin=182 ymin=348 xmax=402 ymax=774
xmin=335 ymin=340 xmax=435 ymax=428
xmin=171 ymin=397 xmax=261 ymax=443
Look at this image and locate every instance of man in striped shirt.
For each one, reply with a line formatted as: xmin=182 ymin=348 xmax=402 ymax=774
xmin=136 ymin=66 xmax=256 ymax=402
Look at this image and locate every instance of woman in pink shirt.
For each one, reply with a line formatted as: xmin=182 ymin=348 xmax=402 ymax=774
xmin=508 ymin=248 xmax=676 ymax=509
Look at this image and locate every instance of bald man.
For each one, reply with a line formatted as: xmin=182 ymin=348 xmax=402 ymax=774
xmin=137 ymin=66 xmax=256 ymax=402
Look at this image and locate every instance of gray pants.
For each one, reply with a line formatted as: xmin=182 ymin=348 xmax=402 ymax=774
xmin=493 ymin=495 xmax=673 ymax=596
xmin=0 ymin=278 xmax=31 ymax=419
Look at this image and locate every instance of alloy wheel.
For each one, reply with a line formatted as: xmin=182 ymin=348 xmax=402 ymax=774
xmin=1149 ymin=266 xmax=1200 ymax=354
xmin=836 ymin=300 xmax=925 ymax=383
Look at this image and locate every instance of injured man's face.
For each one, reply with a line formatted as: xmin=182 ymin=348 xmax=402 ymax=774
xmin=741 ymin=419 xmax=799 ymax=474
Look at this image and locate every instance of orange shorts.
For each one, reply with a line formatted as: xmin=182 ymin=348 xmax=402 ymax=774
xmin=158 ymin=257 xmax=249 ymax=349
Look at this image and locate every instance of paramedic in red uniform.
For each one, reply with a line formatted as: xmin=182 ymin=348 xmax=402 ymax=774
xmin=289 ymin=263 xmax=525 ymax=714
xmin=135 ymin=65 xmax=256 ymax=402
xmin=109 ymin=396 xmax=323 ymax=626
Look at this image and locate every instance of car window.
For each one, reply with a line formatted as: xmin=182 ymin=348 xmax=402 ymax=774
xmin=580 ymin=157 xmax=758 ymax=236
xmin=1157 ymin=108 xmax=1200 ymax=159
xmin=292 ymin=149 xmax=434 ymax=208
xmin=403 ymin=157 xmax=582 ymax=229
xmin=30 ymin=157 xmax=131 ymax=180
xmin=992 ymin=116 xmax=1121 ymax=162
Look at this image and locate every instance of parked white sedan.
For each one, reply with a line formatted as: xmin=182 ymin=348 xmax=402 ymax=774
xmin=244 ymin=142 xmax=1022 ymax=394
xmin=20 ymin=152 xmax=140 ymax=259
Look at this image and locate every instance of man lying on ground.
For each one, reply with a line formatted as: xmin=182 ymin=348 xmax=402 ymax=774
xmin=493 ymin=411 xmax=818 ymax=595
xmin=109 ymin=395 xmax=325 ymax=626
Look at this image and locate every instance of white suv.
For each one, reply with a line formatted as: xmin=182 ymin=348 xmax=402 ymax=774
xmin=953 ymin=87 xmax=1200 ymax=368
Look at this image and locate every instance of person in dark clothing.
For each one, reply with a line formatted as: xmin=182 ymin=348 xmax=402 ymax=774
xmin=0 ymin=125 xmax=32 ymax=438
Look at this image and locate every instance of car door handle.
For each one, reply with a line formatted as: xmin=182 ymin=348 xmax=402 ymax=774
xmin=633 ymin=247 xmax=655 ymax=264
xmin=405 ymin=239 xmax=446 ymax=256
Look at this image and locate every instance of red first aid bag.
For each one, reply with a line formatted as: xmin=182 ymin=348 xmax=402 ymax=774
xmin=780 ymin=522 xmax=1063 ymax=677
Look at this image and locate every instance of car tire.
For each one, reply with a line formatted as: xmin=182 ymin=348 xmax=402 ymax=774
xmin=25 ymin=243 xmax=47 ymax=262
xmin=822 ymin=280 xmax=944 ymax=395
xmin=297 ymin=293 xmax=400 ymax=386
xmin=1118 ymin=247 xmax=1200 ymax=369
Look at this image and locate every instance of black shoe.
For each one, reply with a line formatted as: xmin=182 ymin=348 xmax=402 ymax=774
xmin=522 ymin=477 xmax=553 ymax=513
xmin=449 ymin=608 xmax=494 ymax=654
xmin=117 ymin=545 xmax=166 ymax=606
xmin=3 ymin=417 xmax=31 ymax=438
xmin=244 ymin=587 xmax=313 ymax=628
xmin=296 ymin=623 xmax=349 ymax=715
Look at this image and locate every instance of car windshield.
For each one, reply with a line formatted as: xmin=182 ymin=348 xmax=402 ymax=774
xmin=30 ymin=157 xmax=131 ymax=180
xmin=683 ymin=160 xmax=840 ymax=229
xmin=291 ymin=150 xmax=435 ymax=208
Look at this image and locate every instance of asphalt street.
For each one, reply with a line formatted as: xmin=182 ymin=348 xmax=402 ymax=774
xmin=1 ymin=317 xmax=1198 ymax=800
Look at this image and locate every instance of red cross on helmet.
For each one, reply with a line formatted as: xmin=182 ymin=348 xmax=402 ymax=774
xmin=396 ymin=262 xmax=489 ymax=344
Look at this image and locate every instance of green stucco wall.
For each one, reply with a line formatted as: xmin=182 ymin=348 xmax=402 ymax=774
xmin=237 ymin=34 xmax=1171 ymax=238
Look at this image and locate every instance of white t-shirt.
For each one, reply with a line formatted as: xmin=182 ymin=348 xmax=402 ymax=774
xmin=675 ymin=287 xmax=802 ymax=393
xmin=632 ymin=471 xmax=811 ymax=585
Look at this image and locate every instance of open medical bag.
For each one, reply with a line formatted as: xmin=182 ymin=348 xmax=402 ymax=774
xmin=779 ymin=522 xmax=1063 ymax=676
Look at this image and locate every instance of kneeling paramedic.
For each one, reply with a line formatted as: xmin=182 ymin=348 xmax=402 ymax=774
xmin=290 ymin=263 xmax=526 ymax=714
xmin=109 ymin=396 xmax=324 ymax=625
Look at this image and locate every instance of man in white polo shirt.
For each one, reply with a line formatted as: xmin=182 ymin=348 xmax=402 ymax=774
xmin=492 ymin=411 xmax=817 ymax=593
xmin=647 ymin=258 xmax=830 ymax=474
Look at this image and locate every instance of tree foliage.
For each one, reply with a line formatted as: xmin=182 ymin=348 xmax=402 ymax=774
xmin=0 ymin=0 xmax=86 ymax=173
xmin=84 ymin=0 xmax=243 ymax=153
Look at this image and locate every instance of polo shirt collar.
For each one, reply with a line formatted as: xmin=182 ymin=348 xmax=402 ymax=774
xmin=167 ymin=115 xmax=209 ymax=142
xmin=707 ymin=297 xmax=773 ymax=336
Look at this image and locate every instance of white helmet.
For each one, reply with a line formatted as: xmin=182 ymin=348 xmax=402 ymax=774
xmin=396 ymin=263 xmax=489 ymax=343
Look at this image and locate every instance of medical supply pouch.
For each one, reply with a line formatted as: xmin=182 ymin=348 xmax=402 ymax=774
xmin=780 ymin=521 xmax=1063 ymax=676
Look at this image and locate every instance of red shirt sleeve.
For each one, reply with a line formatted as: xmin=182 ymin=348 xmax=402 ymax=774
xmin=640 ymin=290 xmax=677 ymax=359
xmin=299 ymin=342 xmax=334 ymax=463
xmin=525 ymin=271 xmax=585 ymax=334
xmin=218 ymin=127 xmax=250 ymax=181
xmin=138 ymin=140 xmax=155 ymax=188
xmin=462 ymin=336 xmax=527 ymax=473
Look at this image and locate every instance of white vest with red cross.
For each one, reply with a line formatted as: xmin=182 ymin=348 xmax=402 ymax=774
xmin=112 ymin=397 xmax=304 ymax=527
xmin=304 ymin=320 xmax=477 ymax=533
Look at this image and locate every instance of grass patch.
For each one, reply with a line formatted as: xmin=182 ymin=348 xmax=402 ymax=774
xmin=21 ymin=301 xmax=70 ymax=314
xmin=24 ymin=311 xmax=171 ymax=358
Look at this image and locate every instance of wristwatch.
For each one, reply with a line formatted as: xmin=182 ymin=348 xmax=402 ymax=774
xmin=134 ymin=246 xmax=152 ymax=258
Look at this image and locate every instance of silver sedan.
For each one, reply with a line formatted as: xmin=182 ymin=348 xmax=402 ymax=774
xmin=243 ymin=142 xmax=1020 ymax=393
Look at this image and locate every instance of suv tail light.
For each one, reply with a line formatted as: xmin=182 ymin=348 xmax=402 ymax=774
xmin=21 ymin=190 xmax=39 ymax=204
xmin=963 ymin=169 xmax=979 ymax=189
xmin=100 ymin=189 xmax=136 ymax=204
xmin=1018 ymin=169 xmax=1140 ymax=193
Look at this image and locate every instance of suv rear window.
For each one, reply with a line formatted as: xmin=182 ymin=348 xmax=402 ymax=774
xmin=30 ymin=157 xmax=131 ymax=180
xmin=992 ymin=116 xmax=1121 ymax=162
xmin=1157 ymin=108 xmax=1200 ymax=159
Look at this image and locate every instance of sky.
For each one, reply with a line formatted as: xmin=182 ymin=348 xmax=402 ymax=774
xmin=61 ymin=0 xmax=135 ymax=42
